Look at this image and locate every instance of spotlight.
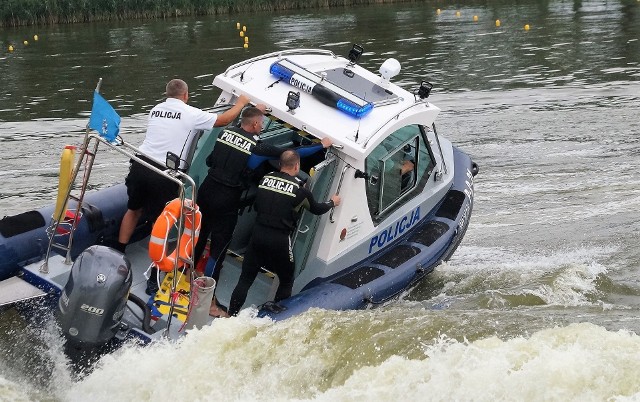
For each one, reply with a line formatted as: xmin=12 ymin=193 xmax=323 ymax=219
xmin=286 ymin=91 xmax=300 ymax=111
xmin=417 ymin=81 xmax=433 ymax=99
xmin=165 ymin=152 xmax=181 ymax=171
xmin=348 ymin=44 xmax=364 ymax=65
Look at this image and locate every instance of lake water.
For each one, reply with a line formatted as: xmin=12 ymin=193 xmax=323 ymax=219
xmin=1 ymin=1 xmax=640 ymax=400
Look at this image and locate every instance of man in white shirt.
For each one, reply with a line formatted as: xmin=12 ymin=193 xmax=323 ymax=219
xmin=115 ymin=79 xmax=255 ymax=262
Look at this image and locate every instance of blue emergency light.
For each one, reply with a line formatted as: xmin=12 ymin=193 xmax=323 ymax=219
xmin=269 ymin=59 xmax=373 ymax=118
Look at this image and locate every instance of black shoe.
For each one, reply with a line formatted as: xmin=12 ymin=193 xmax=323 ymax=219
xmin=215 ymin=299 xmax=228 ymax=313
xmin=145 ymin=279 xmax=159 ymax=295
xmin=107 ymin=240 xmax=127 ymax=253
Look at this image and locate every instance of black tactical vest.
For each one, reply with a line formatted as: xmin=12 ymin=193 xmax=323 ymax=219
xmin=206 ymin=128 xmax=257 ymax=187
xmin=255 ymin=172 xmax=302 ymax=231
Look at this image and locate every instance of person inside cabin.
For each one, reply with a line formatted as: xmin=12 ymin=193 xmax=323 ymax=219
xmin=194 ymin=107 xmax=333 ymax=317
xmin=400 ymin=144 xmax=415 ymax=190
xmin=114 ymin=78 xmax=255 ymax=295
xmin=226 ymin=150 xmax=341 ymax=317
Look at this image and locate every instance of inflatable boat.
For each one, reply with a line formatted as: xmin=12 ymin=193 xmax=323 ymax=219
xmin=1 ymin=46 xmax=478 ymax=350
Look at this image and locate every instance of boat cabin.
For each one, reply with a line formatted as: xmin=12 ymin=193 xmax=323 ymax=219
xmin=182 ymin=49 xmax=455 ymax=307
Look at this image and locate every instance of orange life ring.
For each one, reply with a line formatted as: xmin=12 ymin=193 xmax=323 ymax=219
xmin=149 ymin=198 xmax=202 ymax=272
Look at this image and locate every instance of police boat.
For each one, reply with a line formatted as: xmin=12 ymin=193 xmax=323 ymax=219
xmin=1 ymin=46 xmax=478 ymax=350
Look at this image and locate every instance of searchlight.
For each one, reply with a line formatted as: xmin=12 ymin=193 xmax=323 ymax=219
xmin=347 ymin=44 xmax=364 ymax=65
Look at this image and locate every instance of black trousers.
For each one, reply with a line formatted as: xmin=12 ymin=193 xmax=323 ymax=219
xmin=228 ymin=225 xmax=295 ymax=316
xmin=125 ymin=158 xmax=178 ymax=220
xmin=194 ymin=176 xmax=243 ymax=283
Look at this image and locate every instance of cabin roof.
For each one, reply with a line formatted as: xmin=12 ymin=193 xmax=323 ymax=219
xmin=213 ymin=49 xmax=440 ymax=160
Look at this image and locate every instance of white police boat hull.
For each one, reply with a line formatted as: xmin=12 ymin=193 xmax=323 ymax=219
xmin=4 ymin=47 xmax=477 ymax=351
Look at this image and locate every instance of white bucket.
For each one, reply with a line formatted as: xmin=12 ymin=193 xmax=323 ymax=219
xmin=183 ymin=276 xmax=216 ymax=331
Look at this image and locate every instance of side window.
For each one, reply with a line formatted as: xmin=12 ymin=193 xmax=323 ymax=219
xmin=365 ymin=125 xmax=435 ymax=221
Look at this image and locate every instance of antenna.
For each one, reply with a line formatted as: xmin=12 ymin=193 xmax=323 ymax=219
xmin=354 ymin=90 xmax=367 ymax=142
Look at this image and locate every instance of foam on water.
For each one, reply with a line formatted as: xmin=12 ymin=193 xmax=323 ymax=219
xmin=432 ymin=244 xmax=616 ymax=308
xmin=313 ymin=323 xmax=640 ymax=402
xmin=23 ymin=313 xmax=640 ymax=402
xmin=0 ymin=377 xmax=32 ymax=402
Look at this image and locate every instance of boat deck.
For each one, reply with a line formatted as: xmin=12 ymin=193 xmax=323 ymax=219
xmin=23 ymin=234 xmax=278 ymax=341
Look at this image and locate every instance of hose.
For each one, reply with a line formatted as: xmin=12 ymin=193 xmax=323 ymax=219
xmin=127 ymin=293 xmax=156 ymax=334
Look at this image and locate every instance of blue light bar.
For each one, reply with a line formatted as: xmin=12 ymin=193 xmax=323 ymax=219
xmin=269 ymin=63 xmax=294 ymax=82
xmin=269 ymin=59 xmax=374 ymax=119
xmin=337 ymin=98 xmax=374 ymax=118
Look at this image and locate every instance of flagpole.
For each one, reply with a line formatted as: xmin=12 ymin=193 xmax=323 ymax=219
xmin=41 ymin=78 xmax=106 ymax=272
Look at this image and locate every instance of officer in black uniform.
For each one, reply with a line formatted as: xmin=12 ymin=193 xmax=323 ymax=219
xmin=195 ymin=107 xmax=332 ymax=316
xmin=227 ymin=149 xmax=341 ymax=316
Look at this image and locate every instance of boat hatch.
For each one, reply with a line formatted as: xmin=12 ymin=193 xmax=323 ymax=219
xmin=321 ymin=67 xmax=399 ymax=105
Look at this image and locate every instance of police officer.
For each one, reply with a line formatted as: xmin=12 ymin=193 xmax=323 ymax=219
xmin=115 ymin=79 xmax=253 ymax=294
xmin=195 ymin=108 xmax=332 ymax=316
xmin=227 ymin=149 xmax=340 ymax=316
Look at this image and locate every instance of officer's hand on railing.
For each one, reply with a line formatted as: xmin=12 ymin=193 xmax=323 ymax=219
xmin=237 ymin=94 xmax=251 ymax=106
xmin=321 ymin=137 xmax=333 ymax=148
xmin=331 ymin=194 xmax=341 ymax=207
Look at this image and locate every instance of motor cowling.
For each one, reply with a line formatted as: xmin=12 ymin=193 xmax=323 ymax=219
xmin=57 ymin=245 xmax=132 ymax=347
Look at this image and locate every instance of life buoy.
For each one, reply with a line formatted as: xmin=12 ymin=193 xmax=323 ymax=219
xmin=149 ymin=198 xmax=202 ymax=272
xmin=54 ymin=145 xmax=76 ymax=221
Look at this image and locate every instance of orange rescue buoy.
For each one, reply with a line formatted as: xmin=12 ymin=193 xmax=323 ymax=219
xmin=149 ymin=199 xmax=202 ymax=272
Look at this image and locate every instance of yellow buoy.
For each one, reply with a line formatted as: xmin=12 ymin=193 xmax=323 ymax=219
xmin=236 ymin=22 xmax=240 ymax=29
xmin=456 ymin=11 xmax=461 ymax=17
xmin=242 ymin=26 xmax=246 ymax=32
xmin=473 ymin=15 xmax=478 ymax=22
xmin=8 ymin=45 xmax=14 ymax=52
xmin=23 ymin=40 xmax=29 ymax=46
xmin=524 ymin=24 xmax=530 ymax=31
xmin=243 ymin=43 xmax=248 ymax=49
xmin=495 ymin=19 xmax=501 ymax=27
xmin=54 ymin=146 xmax=76 ymax=221
xmin=240 ymin=31 xmax=244 ymax=37
xmin=436 ymin=8 xmax=441 ymax=15
xmin=244 ymin=36 xmax=249 ymax=43
xmin=33 ymin=34 xmax=39 ymax=41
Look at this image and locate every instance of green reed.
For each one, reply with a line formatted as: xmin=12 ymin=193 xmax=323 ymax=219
xmin=1 ymin=0 xmax=417 ymax=27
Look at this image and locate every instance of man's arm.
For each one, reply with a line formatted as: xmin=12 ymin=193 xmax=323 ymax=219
xmin=300 ymin=187 xmax=341 ymax=215
xmin=213 ymin=96 xmax=267 ymax=127
xmin=247 ymin=137 xmax=333 ymax=170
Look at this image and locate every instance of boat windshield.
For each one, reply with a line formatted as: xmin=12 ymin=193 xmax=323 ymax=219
xmin=364 ymin=124 xmax=435 ymax=221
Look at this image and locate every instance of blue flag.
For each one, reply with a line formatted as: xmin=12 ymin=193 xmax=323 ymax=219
xmin=88 ymin=91 xmax=120 ymax=142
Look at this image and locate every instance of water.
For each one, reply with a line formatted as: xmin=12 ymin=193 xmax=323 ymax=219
xmin=1 ymin=1 xmax=640 ymax=400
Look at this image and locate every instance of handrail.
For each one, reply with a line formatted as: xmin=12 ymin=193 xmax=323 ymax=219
xmin=361 ymin=101 xmax=429 ymax=148
xmin=91 ymin=135 xmax=198 ymax=338
xmin=222 ymin=49 xmax=336 ymax=76
xmin=431 ymin=123 xmax=448 ymax=177
xmin=329 ymin=164 xmax=350 ymax=223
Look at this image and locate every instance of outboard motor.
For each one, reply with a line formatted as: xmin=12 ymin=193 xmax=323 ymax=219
xmin=57 ymin=245 xmax=132 ymax=348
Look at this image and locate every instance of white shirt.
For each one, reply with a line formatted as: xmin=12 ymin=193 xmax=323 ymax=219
xmin=139 ymin=98 xmax=218 ymax=164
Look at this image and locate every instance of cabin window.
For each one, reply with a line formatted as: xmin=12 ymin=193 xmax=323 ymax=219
xmin=365 ymin=124 xmax=435 ymax=221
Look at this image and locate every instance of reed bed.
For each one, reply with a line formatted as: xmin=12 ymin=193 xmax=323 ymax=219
xmin=1 ymin=0 xmax=415 ymax=27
